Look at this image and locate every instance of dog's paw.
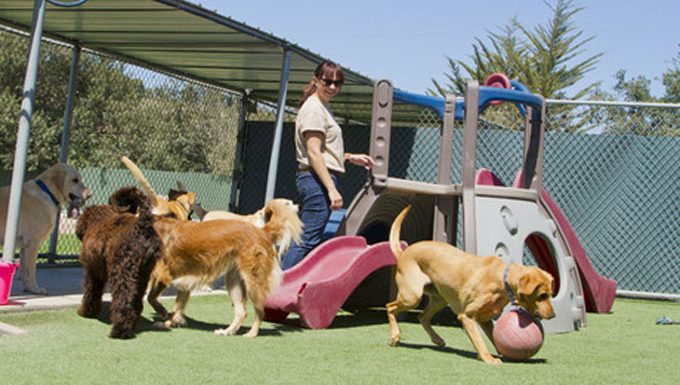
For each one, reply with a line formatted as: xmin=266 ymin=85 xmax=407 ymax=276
xmin=109 ymin=328 xmax=135 ymax=339
xmin=164 ymin=319 xmax=186 ymax=329
xmin=389 ymin=337 xmax=400 ymax=347
xmin=22 ymin=286 xmax=48 ymax=295
xmin=214 ymin=327 xmax=237 ymax=336
xmin=152 ymin=321 xmax=171 ymax=330
xmin=165 ymin=313 xmax=187 ymax=328
xmin=480 ymin=354 xmax=502 ymax=365
xmin=431 ymin=335 xmax=446 ymax=347
xmin=77 ymin=307 xmax=98 ymax=318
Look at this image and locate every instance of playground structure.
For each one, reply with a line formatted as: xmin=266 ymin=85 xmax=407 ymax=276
xmin=264 ymin=76 xmax=617 ymax=333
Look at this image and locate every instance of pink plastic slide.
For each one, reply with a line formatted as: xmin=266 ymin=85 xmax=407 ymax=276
xmin=533 ymin=188 xmax=616 ymax=313
xmin=264 ymin=236 xmax=397 ymax=329
xmin=477 ymin=169 xmax=616 ymax=313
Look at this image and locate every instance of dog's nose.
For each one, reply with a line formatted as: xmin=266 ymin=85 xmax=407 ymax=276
xmin=537 ymin=309 xmax=556 ymax=320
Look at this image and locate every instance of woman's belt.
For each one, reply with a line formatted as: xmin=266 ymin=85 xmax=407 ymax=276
xmin=298 ymin=165 xmax=343 ymax=176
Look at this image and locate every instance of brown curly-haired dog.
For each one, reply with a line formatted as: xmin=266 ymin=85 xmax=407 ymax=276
xmin=75 ymin=186 xmax=162 ymax=339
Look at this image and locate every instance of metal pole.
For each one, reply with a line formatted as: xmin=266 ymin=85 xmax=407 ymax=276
xmin=228 ymin=90 xmax=250 ymax=212
xmin=264 ymin=49 xmax=292 ymax=203
xmin=2 ymin=0 xmax=47 ymax=263
xmin=47 ymin=45 xmax=80 ymax=260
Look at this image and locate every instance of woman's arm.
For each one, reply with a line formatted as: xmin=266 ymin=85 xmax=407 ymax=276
xmin=304 ymin=132 xmax=343 ymax=210
xmin=344 ymin=152 xmax=375 ymax=169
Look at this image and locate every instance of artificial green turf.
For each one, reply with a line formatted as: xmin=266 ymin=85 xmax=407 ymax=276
xmin=1 ymin=297 xmax=678 ymax=385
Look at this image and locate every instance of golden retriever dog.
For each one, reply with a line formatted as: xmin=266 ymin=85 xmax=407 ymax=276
xmin=148 ymin=198 xmax=302 ymax=338
xmin=387 ymin=205 xmax=555 ymax=364
xmin=0 ymin=163 xmax=91 ymax=294
xmin=202 ymin=198 xmax=298 ymax=229
xmin=120 ymin=156 xmax=195 ymax=220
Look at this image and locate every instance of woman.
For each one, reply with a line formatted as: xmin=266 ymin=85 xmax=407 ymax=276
xmin=281 ymin=60 xmax=374 ymax=270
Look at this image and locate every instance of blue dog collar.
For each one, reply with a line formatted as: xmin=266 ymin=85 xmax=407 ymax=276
xmin=35 ymin=179 xmax=60 ymax=207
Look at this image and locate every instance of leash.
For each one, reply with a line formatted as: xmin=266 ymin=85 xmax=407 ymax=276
xmin=35 ymin=179 xmax=60 ymax=207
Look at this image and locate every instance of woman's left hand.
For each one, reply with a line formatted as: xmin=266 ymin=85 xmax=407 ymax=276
xmin=346 ymin=153 xmax=375 ymax=169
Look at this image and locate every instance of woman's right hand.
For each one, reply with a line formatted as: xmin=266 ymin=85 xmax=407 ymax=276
xmin=328 ymin=188 xmax=343 ymax=210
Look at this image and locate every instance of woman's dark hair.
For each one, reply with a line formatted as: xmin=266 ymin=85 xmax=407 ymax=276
xmin=299 ymin=60 xmax=345 ymax=107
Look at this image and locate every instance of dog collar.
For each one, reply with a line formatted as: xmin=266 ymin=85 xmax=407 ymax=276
xmin=503 ymin=265 xmax=516 ymax=305
xmin=35 ymin=179 xmax=60 ymax=207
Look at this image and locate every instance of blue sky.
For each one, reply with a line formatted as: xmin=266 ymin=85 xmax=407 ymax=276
xmin=196 ymin=0 xmax=678 ymax=98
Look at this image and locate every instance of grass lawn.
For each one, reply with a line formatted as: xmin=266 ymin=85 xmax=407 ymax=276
xmin=1 ymin=296 xmax=678 ymax=385
xmin=1 ymin=233 xmax=81 ymax=263
xmin=36 ymin=233 xmax=80 ymax=255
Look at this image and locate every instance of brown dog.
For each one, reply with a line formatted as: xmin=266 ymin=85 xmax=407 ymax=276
xmin=387 ymin=205 xmax=555 ymax=364
xmin=76 ymin=186 xmax=162 ymax=339
xmin=0 ymin=163 xmax=91 ymax=294
xmin=120 ymin=156 xmax=195 ymax=220
xmin=148 ymin=198 xmax=302 ymax=338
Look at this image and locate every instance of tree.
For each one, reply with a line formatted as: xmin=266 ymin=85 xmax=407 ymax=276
xmin=662 ymin=50 xmax=680 ymax=103
xmin=613 ymin=48 xmax=680 ymax=103
xmin=428 ymin=0 xmax=603 ymax=133
xmin=599 ymin=49 xmax=680 ymax=136
xmin=430 ymin=0 xmax=602 ymax=100
xmin=0 ymin=29 xmax=240 ymax=174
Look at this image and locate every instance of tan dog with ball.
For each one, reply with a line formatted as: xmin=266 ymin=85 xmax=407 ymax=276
xmin=387 ymin=205 xmax=555 ymax=364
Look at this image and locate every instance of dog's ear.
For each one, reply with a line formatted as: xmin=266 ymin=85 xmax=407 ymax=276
xmin=264 ymin=206 xmax=274 ymax=223
xmin=517 ymin=271 xmax=541 ymax=302
xmin=167 ymin=189 xmax=183 ymax=201
xmin=176 ymin=181 xmax=188 ymax=191
xmin=518 ymin=268 xmax=554 ymax=300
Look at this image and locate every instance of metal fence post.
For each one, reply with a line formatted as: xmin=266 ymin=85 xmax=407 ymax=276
xmin=264 ymin=49 xmax=292 ymax=203
xmin=228 ymin=90 xmax=250 ymax=212
xmin=2 ymin=0 xmax=47 ymax=263
xmin=47 ymin=45 xmax=80 ymax=262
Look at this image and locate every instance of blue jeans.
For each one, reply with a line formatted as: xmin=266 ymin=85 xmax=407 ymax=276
xmin=281 ymin=171 xmax=340 ymax=270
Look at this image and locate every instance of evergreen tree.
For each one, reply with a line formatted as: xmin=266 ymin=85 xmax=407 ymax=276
xmin=430 ymin=0 xmax=602 ymax=100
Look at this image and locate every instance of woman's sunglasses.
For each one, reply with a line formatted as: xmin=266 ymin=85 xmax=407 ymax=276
xmin=320 ymin=78 xmax=344 ymax=87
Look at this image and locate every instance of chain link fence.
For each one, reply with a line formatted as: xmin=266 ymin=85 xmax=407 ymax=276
xmin=241 ymin=98 xmax=678 ymax=296
xmin=1 ymin=28 xmax=242 ymax=262
xmin=1 ymin=28 xmax=678 ymax=295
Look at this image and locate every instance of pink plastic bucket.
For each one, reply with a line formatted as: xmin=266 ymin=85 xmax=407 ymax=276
xmin=0 ymin=261 xmax=19 ymax=305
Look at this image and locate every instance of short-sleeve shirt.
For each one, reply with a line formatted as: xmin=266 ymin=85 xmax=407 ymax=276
xmin=295 ymin=94 xmax=345 ymax=173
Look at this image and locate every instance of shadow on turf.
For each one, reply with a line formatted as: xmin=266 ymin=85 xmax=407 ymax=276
xmin=149 ymin=314 xmax=302 ymax=337
xmin=394 ymin=341 xmax=546 ymax=364
xmin=92 ymin=302 xmax=170 ymax=338
xmin=93 ymin=302 xmax=299 ymax=338
xmin=93 ymin=302 xmax=545 ymax=363
xmin=328 ymin=306 xmax=462 ymax=329
xmin=275 ymin=308 xmax=547 ymax=364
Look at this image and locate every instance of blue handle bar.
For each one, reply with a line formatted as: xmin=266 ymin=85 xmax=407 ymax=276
xmin=393 ymin=82 xmax=541 ymax=120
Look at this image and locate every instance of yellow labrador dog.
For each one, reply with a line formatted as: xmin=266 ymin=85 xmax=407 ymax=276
xmin=202 ymin=198 xmax=298 ymax=229
xmin=388 ymin=205 xmax=555 ymax=364
xmin=202 ymin=198 xmax=300 ymax=261
xmin=1 ymin=163 xmax=91 ymax=294
xmin=120 ymin=156 xmax=195 ymax=220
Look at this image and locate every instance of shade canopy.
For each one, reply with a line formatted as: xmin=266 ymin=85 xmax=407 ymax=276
xmin=0 ymin=0 xmax=430 ymax=124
